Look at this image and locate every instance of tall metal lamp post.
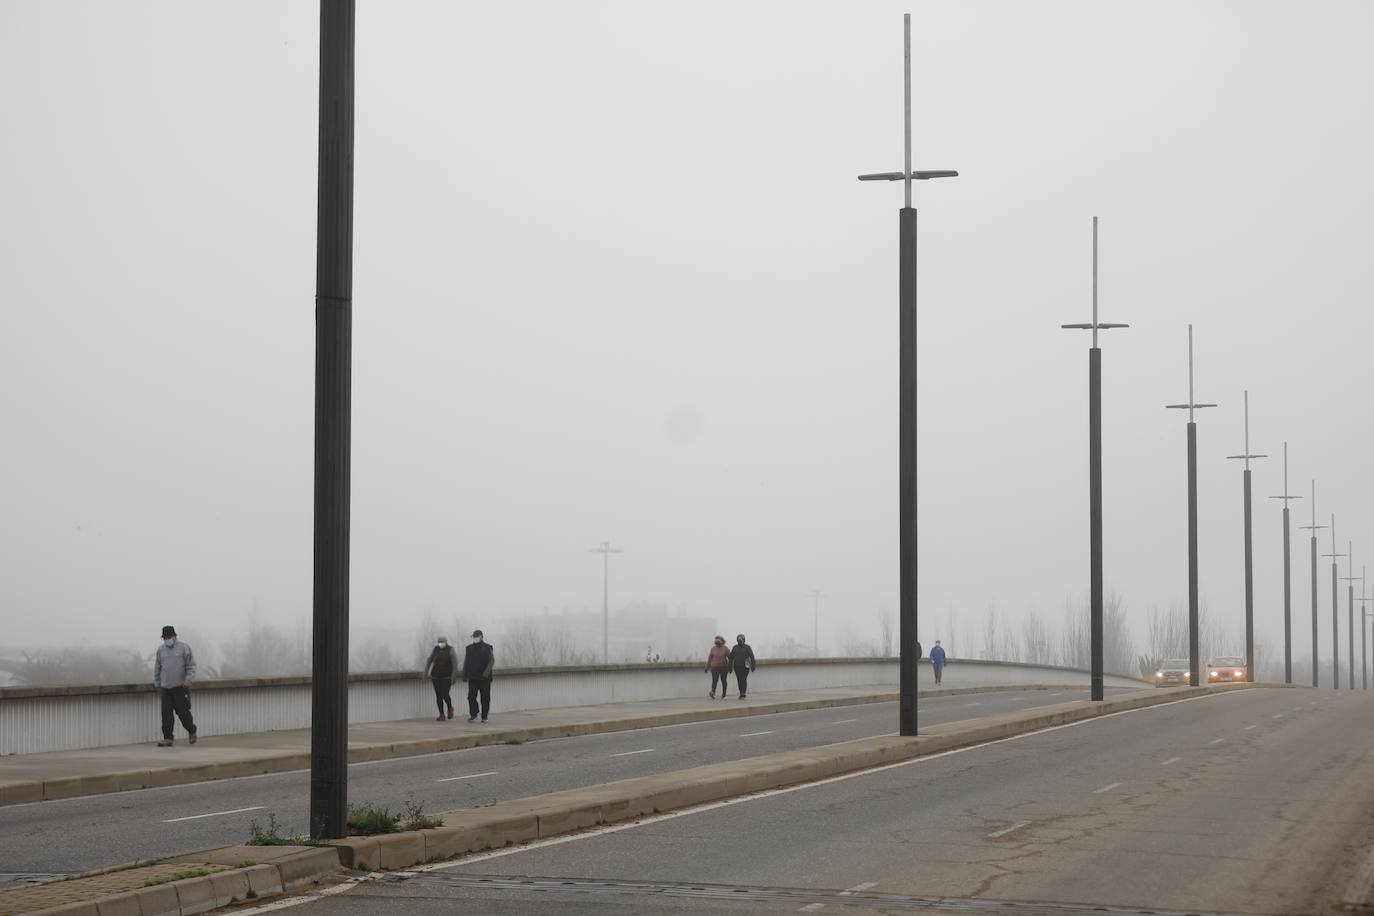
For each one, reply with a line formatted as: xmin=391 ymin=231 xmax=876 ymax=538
xmin=589 ymin=541 xmax=622 ymax=664
xmin=1321 ymin=519 xmax=1344 ymax=690
xmin=1166 ymin=325 xmax=1217 ymax=689
xmin=1357 ymin=572 xmax=1369 ymax=691
xmin=1061 ymin=216 xmax=1128 ymax=701
xmin=856 ymin=13 xmax=958 ymax=738
xmin=807 ymin=589 xmax=829 ymax=658
xmin=1341 ymin=545 xmax=1358 ymax=691
xmin=1299 ymin=484 xmax=1326 ymax=687
xmin=1226 ymin=391 xmax=1266 ymax=681
xmin=1268 ymin=443 xmax=1300 ymax=683
xmin=310 ymin=0 xmax=356 ymax=840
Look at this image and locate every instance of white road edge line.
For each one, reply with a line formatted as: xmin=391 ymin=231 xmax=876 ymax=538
xmin=1092 ymin=782 xmax=1121 ymax=794
xmin=739 ymin=731 xmax=773 ymax=737
xmin=163 ymin=806 xmax=265 ymax=823
xmin=1161 ymin=756 xmax=1182 ymax=766
xmin=401 ymin=690 xmax=1237 ymax=873
xmin=609 ymin=748 xmax=655 ymax=757
xmin=437 ymin=772 xmax=498 ymax=783
xmin=986 ymin=822 xmax=1029 ymax=838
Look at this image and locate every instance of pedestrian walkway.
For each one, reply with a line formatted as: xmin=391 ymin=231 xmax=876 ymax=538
xmin=0 ymin=860 xmax=229 ymax=915
xmin=0 ymin=683 xmax=1071 ymax=808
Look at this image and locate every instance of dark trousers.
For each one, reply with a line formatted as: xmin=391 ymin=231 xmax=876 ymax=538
xmin=733 ymin=667 xmax=751 ymax=697
xmin=431 ymin=677 xmax=453 ymax=714
xmin=159 ymin=686 xmax=196 ymax=739
xmin=933 ymin=663 xmax=944 ymax=684
xmin=467 ymin=678 xmax=491 ymax=719
xmin=710 ymin=670 xmax=730 ymax=695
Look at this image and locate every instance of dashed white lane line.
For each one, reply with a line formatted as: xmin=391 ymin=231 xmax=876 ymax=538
xmin=163 ymin=805 xmax=264 ymax=823
xmin=1273 ymin=713 xmax=1284 ymax=719
xmin=963 ymin=702 xmax=982 ymax=707
xmin=1092 ymin=782 xmax=1121 ymax=794
xmin=799 ymin=904 xmax=826 ymax=912
xmin=740 ymin=731 xmax=774 ymax=737
xmin=831 ymin=718 xmax=859 ymax=725
xmin=1047 ymin=692 xmax=1063 ymax=697
xmin=437 ymin=771 xmax=498 ymax=783
xmin=1161 ymin=757 xmax=1182 ymax=766
xmin=1207 ymin=737 xmax=1225 ymax=745
xmin=1244 ymin=724 xmax=1257 ymax=730
xmin=609 ymin=748 xmax=655 ymax=757
xmin=840 ymin=882 xmax=879 ymax=896
xmin=987 ymin=822 xmax=1030 ymax=838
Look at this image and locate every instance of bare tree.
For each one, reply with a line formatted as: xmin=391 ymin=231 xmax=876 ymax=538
xmin=220 ymin=618 xmax=310 ymax=677
xmin=877 ymin=610 xmax=895 ymax=657
xmin=502 ymin=619 xmax=549 ymax=667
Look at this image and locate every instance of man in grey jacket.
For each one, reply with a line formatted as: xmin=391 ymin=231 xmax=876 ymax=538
xmin=154 ymin=625 xmax=197 ymax=746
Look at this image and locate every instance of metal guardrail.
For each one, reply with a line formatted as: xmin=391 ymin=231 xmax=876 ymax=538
xmin=0 ymin=658 xmax=1148 ymax=755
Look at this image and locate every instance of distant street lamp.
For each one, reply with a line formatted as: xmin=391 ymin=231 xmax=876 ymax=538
xmin=1299 ymin=483 xmax=1326 ymax=688
xmin=1166 ymin=325 xmax=1217 ymax=689
xmin=807 ymin=590 xmax=829 ymax=657
xmin=1226 ymin=391 xmax=1266 ymax=682
xmin=1321 ymin=519 xmax=1345 ymax=690
xmin=1341 ymin=544 xmax=1358 ymax=691
xmin=589 ymin=541 xmax=622 ymax=664
xmin=1268 ymin=444 xmax=1301 ymax=684
xmin=856 ymin=13 xmax=959 ymax=739
xmin=1358 ymin=574 xmax=1370 ymax=691
xmin=1061 ymin=216 xmax=1128 ymax=702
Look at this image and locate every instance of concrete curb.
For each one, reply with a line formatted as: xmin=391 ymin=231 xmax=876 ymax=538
xmin=1 ymin=684 xmax=1082 ymax=807
xmin=25 ymin=847 xmax=340 ymax=916
xmin=326 ymin=683 xmax=1275 ymax=870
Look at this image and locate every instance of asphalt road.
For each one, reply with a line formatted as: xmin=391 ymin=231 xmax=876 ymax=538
xmin=0 ymin=686 xmax=1120 ymax=875
xmin=277 ymin=688 xmax=1374 ymax=916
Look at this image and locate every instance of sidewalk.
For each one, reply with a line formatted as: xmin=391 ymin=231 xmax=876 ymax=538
xmin=0 ymin=683 xmax=1053 ymax=807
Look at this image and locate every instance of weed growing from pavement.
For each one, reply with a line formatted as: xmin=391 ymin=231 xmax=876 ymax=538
xmin=141 ymin=868 xmax=218 ymax=887
xmin=246 ymin=813 xmax=328 ymax=847
xmin=344 ymin=799 xmax=444 ymax=835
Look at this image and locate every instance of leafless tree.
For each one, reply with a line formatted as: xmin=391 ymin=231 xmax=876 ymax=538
xmin=877 ymin=611 xmax=895 ymax=657
xmin=502 ymin=618 xmax=549 ymax=667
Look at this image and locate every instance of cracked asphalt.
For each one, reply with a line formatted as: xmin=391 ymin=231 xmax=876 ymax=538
xmin=278 ymin=687 xmax=1374 ymax=915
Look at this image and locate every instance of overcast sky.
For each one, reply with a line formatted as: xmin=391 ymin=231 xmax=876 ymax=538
xmin=3 ymin=1 xmax=1372 ymax=660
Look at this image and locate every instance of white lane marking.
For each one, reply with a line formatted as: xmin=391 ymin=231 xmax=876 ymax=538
xmin=799 ymin=904 xmax=826 ymax=912
xmin=1161 ymin=757 xmax=1182 ymax=766
xmin=1047 ymin=692 xmax=1063 ymax=697
xmin=740 ymin=731 xmax=773 ymax=737
xmin=840 ymin=881 xmax=878 ymax=895
xmin=1294 ymin=706 xmax=1304 ymax=712
xmin=1244 ymin=724 xmax=1257 ymax=730
xmin=831 ymin=718 xmax=859 ymax=725
xmin=404 ymin=690 xmax=1246 ymax=871
xmin=987 ymin=822 xmax=1030 ymax=838
xmin=1273 ymin=713 xmax=1283 ymax=719
xmin=1207 ymin=737 xmax=1225 ymax=745
xmin=207 ymin=872 xmax=368 ymax=914
xmin=609 ymin=748 xmax=655 ymax=757
xmin=963 ymin=702 xmax=982 ymax=707
xmin=163 ymin=806 xmax=265 ymax=823
xmin=437 ymin=771 xmax=498 ymax=783
xmin=1092 ymin=782 xmax=1121 ymax=794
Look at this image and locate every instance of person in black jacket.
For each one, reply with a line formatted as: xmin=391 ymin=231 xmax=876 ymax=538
xmin=424 ymin=636 xmax=459 ymax=720
xmin=461 ymin=629 xmax=495 ymax=723
xmin=730 ymin=634 xmax=757 ymax=700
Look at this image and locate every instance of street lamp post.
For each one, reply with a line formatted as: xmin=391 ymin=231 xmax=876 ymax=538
xmin=856 ymin=13 xmax=958 ymax=738
xmin=1268 ymin=444 xmax=1301 ymax=684
xmin=807 ymin=590 xmax=829 ymax=657
xmin=1226 ymin=391 xmax=1266 ymax=682
xmin=1299 ymin=484 xmax=1326 ymax=688
xmin=309 ymin=0 xmax=356 ymax=841
xmin=588 ymin=541 xmax=622 ymax=664
xmin=1357 ymin=574 xmax=1369 ymax=691
xmin=1321 ymin=519 xmax=1344 ymax=690
xmin=1341 ymin=545 xmax=1358 ymax=691
xmin=1166 ymin=325 xmax=1217 ymax=689
xmin=1061 ymin=216 xmax=1128 ymax=702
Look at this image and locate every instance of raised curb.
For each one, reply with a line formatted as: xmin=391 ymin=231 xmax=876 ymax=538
xmin=325 ymin=682 xmax=1276 ymax=870
xmin=1 ymin=683 xmax=1090 ymax=808
xmin=26 ymin=847 xmax=341 ymax=916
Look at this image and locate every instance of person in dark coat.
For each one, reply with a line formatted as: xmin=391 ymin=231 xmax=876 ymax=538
xmin=705 ymin=635 xmax=731 ymax=698
xmin=730 ymin=634 xmax=757 ymax=699
xmin=930 ymin=640 xmax=947 ymax=684
xmin=461 ymin=629 xmax=495 ymax=722
xmin=153 ymin=625 xmax=197 ymax=746
xmin=424 ymin=635 xmax=460 ymax=720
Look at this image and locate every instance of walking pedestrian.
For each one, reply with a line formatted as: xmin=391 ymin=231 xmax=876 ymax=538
xmin=153 ymin=625 xmax=197 ymax=747
xmin=706 ymin=635 xmax=731 ymax=698
xmin=461 ymin=629 xmax=495 ymax=723
xmin=730 ymin=634 xmax=757 ymax=699
xmin=930 ymin=640 xmax=947 ymax=685
xmin=424 ymin=635 xmax=459 ymax=721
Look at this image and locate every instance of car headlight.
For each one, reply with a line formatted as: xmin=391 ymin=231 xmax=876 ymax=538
xmin=1156 ymin=671 xmax=1163 ymax=677
xmin=1234 ymin=670 xmax=1243 ymax=677
xmin=1183 ymin=672 xmax=1189 ymax=679
xmin=1210 ymin=671 xmax=1219 ymax=677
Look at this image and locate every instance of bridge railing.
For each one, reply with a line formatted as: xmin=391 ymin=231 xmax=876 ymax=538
xmin=0 ymin=658 xmax=1148 ymax=755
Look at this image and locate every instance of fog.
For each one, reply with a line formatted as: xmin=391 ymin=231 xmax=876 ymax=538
xmin=3 ymin=1 xmax=1373 ymax=683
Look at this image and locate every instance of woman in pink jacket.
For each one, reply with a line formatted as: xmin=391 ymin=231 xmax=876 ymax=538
xmin=705 ymin=635 xmax=732 ymax=698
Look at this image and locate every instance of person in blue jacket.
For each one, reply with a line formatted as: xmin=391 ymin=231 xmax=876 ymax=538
xmin=929 ymin=640 xmax=947 ymax=684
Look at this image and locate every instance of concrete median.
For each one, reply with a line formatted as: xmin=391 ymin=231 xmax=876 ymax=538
xmin=325 ymin=683 xmax=1276 ymax=870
